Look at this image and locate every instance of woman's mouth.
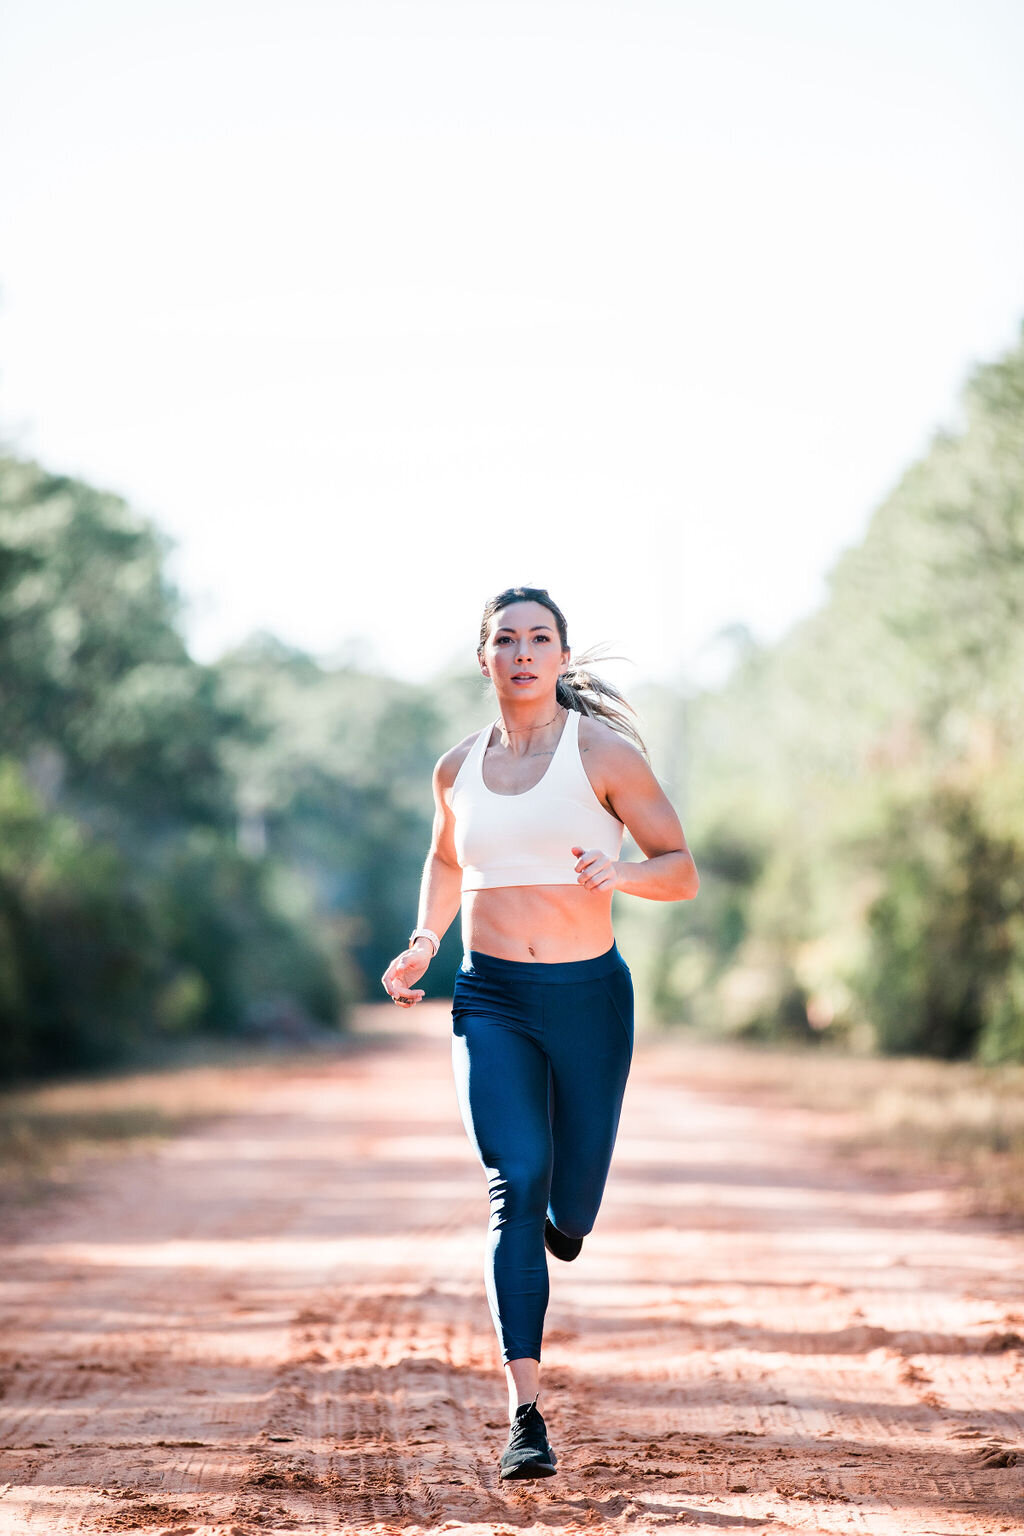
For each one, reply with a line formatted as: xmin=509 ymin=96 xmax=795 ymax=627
xmin=512 ymin=673 xmax=537 ymax=683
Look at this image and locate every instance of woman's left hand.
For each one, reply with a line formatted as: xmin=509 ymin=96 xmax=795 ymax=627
xmin=571 ymin=846 xmax=621 ymax=893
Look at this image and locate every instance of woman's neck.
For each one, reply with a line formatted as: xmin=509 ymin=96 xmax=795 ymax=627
xmin=496 ymin=701 xmax=565 ymax=755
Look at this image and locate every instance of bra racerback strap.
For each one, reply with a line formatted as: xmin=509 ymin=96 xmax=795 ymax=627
xmin=544 ymin=707 xmax=580 ymax=783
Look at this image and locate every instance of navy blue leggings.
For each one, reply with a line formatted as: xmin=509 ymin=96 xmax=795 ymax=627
xmin=451 ymin=942 xmax=634 ymax=1364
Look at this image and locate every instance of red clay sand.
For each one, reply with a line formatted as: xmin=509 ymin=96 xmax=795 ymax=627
xmin=1 ymin=1002 xmax=1022 ymax=1535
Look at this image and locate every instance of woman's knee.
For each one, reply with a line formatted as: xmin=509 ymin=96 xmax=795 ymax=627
xmin=486 ymin=1157 xmax=549 ymax=1226
xmin=548 ymin=1156 xmax=615 ymax=1238
xmin=546 ymin=1198 xmax=596 ymax=1240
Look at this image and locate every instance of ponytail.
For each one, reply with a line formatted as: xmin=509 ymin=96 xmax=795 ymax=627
xmin=479 ymin=587 xmax=648 ymax=756
xmin=555 ymin=647 xmax=647 ymax=755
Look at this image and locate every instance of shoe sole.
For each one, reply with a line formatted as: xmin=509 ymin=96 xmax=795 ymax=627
xmin=499 ymin=1458 xmax=557 ymax=1480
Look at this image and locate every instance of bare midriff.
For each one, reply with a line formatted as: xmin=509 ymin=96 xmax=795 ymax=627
xmin=462 ymin=884 xmax=615 ymax=963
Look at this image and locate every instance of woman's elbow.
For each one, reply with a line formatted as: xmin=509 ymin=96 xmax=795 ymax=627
xmin=678 ymin=853 xmax=699 ymax=900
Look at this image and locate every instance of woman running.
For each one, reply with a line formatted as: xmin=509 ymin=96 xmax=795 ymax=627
xmin=380 ymin=585 xmax=698 ymax=1480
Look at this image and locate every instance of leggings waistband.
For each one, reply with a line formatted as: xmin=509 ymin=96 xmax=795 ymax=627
xmin=459 ymin=942 xmax=625 ymax=985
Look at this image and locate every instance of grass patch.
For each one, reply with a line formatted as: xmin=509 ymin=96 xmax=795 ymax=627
xmin=0 ymin=1033 xmax=357 ymax=1208
xmin=0 ymin=1101 xmax=211 ymax=1202
xmin=656 ymin=1036 xmax=1024 ymax=1223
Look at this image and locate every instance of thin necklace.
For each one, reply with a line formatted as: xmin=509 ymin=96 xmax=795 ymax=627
xmin=498 ymin=706 xmax=563 ymax=745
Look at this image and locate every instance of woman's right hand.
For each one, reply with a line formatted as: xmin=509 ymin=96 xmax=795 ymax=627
xmin=380 ymin=944 xmax=431 ymax=1007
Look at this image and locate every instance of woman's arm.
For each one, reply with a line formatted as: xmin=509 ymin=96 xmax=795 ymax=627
xmin=382 ymin=746 xmax=466 ymax=1004
xmin=410 ymin=754 xmax=464 ymax=949
xmin=574 ymin=719 xmax=699 ymax=902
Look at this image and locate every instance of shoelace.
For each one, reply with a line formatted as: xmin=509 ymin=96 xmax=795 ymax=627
xmin=506 ymin=1404 xmax=544 ymax=1454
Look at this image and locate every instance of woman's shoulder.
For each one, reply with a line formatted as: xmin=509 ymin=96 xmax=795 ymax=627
xmin=577 ymin=711 xmax=645 ymax=768
xmin=434 ymin=724 xmax=489 ymax=794
xmin=576 ymin=712 xmax=650 ymax=802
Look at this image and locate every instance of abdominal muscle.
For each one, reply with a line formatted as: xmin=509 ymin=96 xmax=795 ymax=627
xmin=462 ymin=883 xmax=615 ymax=963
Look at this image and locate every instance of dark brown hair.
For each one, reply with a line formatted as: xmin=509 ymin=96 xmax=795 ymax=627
xmin=478 ymin=585 xmax=647 ymax=754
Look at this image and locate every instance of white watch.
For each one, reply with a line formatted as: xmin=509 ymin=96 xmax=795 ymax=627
xmin=408 ymin=928 xmax=440 ymax=957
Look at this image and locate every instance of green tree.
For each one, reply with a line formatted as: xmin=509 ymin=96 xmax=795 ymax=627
xmin=672 ymin=323 xmax=1024 ymax=1059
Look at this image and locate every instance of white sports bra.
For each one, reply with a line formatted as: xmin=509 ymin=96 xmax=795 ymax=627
xmin=449 ymin=709 xmax=625 ymax=891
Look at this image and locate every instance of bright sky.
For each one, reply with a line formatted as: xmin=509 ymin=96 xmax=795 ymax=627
xmin=2 ymin=0 xmax=1023 ymax=689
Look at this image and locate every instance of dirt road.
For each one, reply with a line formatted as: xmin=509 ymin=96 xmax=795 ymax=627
xmin=1 ymin=1003 xmax=1022 ymax=1535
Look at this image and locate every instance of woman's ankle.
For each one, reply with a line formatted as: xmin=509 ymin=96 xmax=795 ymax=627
xmin=504 ymin=1357 xmax=541 ymax=1420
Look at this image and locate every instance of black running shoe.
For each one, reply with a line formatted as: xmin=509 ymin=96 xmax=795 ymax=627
xmin=498 ymin=1398 xmax=557 ymax=1480
xmin=544 ymin=1217 xmax=584 ymax=1262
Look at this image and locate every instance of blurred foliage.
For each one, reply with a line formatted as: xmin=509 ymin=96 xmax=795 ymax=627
xmin=0 ymin=460 xmax=344 ymax=1080
xmin=213 ymin=633 xmax=470 ymax=998
xmin=649 ymin=324 xmax=1024 ymax=1060
xmin=0 ymin=756 xmax=157 ymax=1079
xmin=2 ymin=321 xmax=1022 ymax=1077
xmin=858 ymin=787 xmax=1024 ymax=1060
xmin=0 ymin=459 xmax=244 ymax=828
xmin=0 ymin=453 xmax=494 ymax=1081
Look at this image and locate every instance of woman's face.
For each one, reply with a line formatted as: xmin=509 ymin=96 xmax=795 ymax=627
xmin=480 ymin=600 xmax=569 ymax=701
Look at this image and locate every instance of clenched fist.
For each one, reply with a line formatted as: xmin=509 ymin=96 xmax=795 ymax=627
xmin=572 ymin=845 xmax=621 ymax=893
